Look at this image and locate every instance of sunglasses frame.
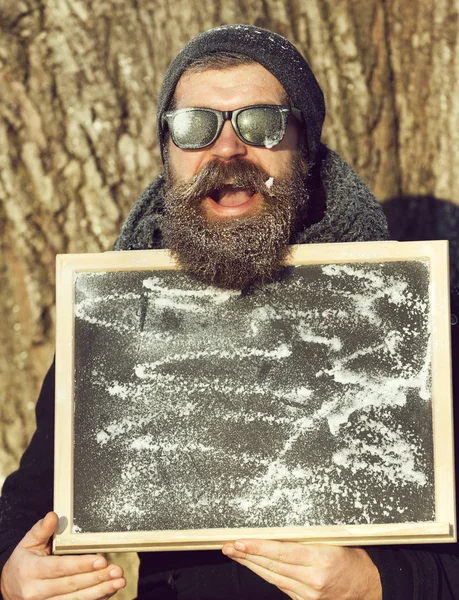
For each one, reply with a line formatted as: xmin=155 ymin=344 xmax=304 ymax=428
xmin=162 ymin=104 xmax=304 ymax=150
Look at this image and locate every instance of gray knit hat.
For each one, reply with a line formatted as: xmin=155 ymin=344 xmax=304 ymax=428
xmin=157 ymin=24 xmax=325 ymax=164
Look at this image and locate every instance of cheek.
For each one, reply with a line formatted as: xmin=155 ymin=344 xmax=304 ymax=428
xmin=252 ymin=149 xmax=297 ymax=179
xmin=250 ymin=124 xmax=301 ymax=178
xmin=167 ymin=141 xmax=208 ymax=182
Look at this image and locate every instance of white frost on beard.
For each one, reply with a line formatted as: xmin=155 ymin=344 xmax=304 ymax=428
xmin=265 ymin=177 xmax=274 ymax=189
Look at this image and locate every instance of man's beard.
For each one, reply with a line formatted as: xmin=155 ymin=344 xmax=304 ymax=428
xmin=162 ymin=155 xmax=311 ymax=291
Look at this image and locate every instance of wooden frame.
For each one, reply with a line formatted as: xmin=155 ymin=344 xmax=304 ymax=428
xmin=53 ymin=240 xmax=456 ymax=553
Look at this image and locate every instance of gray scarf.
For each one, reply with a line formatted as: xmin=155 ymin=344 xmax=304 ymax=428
xmin=114 ymin=145 xmax=390 ymax=251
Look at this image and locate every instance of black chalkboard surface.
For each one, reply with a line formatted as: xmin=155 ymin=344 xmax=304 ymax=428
xmin=53 ymin=241 xmax=455 ymax=553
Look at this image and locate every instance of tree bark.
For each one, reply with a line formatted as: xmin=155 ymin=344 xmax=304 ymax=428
xmin=1 ymin=0 xmax=458 ymax=597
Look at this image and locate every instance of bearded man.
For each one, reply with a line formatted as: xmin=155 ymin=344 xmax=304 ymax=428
xmin=1 ymin=24 xmax=458 ymax=600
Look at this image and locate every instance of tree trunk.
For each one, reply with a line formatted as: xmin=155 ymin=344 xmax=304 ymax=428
xmin=1 ymin=0 xmax=458 ymax=597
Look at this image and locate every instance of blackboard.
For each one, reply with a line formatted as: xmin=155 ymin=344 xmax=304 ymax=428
xmin=53 ymin=241 xmax=455 ymax=553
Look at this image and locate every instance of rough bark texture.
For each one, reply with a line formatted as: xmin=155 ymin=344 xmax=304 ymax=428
xmin=1 ymin=0 xmax=458 ymax=597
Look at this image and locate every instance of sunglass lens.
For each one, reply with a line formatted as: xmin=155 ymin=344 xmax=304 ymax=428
xmin=171 ymin=110 xmax=219 ymax=149
xmin=236 ymin=107 xmax=285 ymax=147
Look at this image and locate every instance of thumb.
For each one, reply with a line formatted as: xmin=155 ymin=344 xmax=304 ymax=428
xmin=19 ymin=512 xmax=59 ymax=551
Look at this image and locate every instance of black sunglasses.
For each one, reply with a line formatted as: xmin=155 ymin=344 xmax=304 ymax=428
xmin=162 ymin=104 xmax=304 ymax=150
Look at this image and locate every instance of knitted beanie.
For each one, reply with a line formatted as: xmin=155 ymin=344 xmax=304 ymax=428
xmin=157 ymin=24 xmax=325 ymax=164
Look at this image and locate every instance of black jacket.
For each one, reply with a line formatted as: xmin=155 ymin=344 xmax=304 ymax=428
xmin=1 ymin=149 xmax=458 ymax=598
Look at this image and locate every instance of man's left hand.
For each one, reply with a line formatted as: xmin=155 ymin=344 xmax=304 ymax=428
xmin=222 ymin=539 xmax=382 ymax=600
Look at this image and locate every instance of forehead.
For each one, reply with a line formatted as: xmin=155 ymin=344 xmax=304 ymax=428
xmin=174 ymin=63 xmax=288 ymax=109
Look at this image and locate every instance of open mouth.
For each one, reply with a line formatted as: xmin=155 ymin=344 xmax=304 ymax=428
xmin=204 ymin=185 xmax=261 ymax=218
xmin=209 ymin=185 xmax=257 ymax=207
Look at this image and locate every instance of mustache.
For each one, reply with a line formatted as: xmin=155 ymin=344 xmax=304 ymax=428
xmin=167 ymin=158 xmax=273 ymax=205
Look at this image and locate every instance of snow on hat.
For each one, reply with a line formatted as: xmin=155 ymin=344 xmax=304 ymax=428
xmin=157 ymin=24 xmax=326 ymax=164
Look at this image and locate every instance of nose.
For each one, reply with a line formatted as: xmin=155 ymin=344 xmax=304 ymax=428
xmin=210 ymin=119 xmax=248 ymax=160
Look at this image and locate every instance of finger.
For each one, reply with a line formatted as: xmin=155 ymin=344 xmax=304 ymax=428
xmin=50 ymin=576 xmax=126 ymax=600
xmin=278 ymin=587 xmax=300 ymax=600
xmin=20 ymin=512 xmax=59 ymax=551
xmin=223 ymin=545 xmax=310 ymax=582
xmin=34 ymin=564 xmax=124 ymax=597
xmin=30 ymin=554 xmax=108 ymax=579
xmin=229 ymin=555 xmax=306 ymax=598
xmin=223 ymin=539 xmax=315 ymax=566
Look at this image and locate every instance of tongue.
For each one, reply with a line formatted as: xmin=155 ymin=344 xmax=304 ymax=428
xmin=217 ymin=188 xmax=253 ymax=207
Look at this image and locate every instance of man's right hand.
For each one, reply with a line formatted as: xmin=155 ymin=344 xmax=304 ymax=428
xmin=0 ymin=512 xmax=126 ymax=600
